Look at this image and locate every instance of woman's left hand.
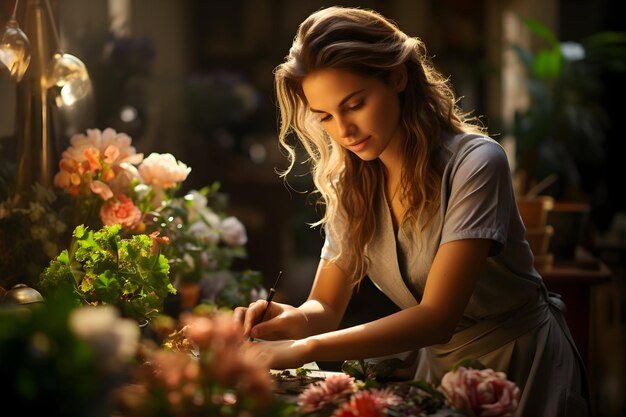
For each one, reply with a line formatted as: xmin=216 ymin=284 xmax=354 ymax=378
xmin=241 ymin=338 xmax=313 ymax=370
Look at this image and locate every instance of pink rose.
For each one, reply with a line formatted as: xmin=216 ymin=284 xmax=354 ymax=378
xmin=99 ymin=194 xmax=142 ymax=229
xmin=439 ymin=367 xmax=520 ymax=417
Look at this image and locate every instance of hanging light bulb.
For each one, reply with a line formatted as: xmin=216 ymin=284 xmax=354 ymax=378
xmin=45 ymin=51 xmax=91 ymax=107
xmin=0 ymin=0 xmax=31 ymax=81
xmin=41 ymin=0 xmax=91 ymax=108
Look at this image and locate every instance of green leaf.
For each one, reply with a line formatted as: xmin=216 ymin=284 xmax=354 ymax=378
xmin=373 ymin=357 xmax=411 ymax=380
xmin=533 ymin=47 xmax=563 ymax=80
xmin=341 ymin=360 xmax=366 ymax=380
xmin=405 ymin=379 xmax=445 ymax=400
xmin=93 ymin=270 xmax=121 ymax=303
xmin=452 ymin=358 xmax=486 ymax=371
xmin=520 ymin=15 xmax=559 ymax=46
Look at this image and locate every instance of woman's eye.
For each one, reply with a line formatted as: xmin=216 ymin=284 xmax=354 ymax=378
xmin=348 ymin=100 xmax=364 ymax=111
xmin=320 ymin=114 xmax=332 ymax=123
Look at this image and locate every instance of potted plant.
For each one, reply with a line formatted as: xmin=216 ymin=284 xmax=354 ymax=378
xmin=509 ymin=16 xmax=626 ymax=259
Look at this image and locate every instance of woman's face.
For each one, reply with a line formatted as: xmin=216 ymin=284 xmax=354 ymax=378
xmin=302 ymin=67 xmax=406 ymax=162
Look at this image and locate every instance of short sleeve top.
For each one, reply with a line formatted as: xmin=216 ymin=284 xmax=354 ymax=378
xmin=321 ymin=132 xmax=546 ymax=329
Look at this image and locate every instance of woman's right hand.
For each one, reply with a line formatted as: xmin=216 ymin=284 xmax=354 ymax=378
xmin=233 ymin=300 xmax=308 ymax=340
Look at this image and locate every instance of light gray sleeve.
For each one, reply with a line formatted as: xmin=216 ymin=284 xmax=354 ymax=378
xmin=320 ymin=217 xmax=353 ymax=275
xmin=440 ymin=138 xmax=513 ymax=255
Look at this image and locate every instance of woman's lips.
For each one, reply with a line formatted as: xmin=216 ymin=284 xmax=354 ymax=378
xmin=347 ymin=136 xmax=371 ymax=152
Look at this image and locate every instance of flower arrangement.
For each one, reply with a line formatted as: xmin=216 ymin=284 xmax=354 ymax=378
xmin=295 ymin=358 xmax=520 ymax=417
xmin=114 ymin=307 xmax=295 ymax=417
xmin=1 ymin=127 xmax=265 ymax=311
xmin=0 ymin=283 xmax=520 ymax=417
xmin=0 ymin=289 xmax=292 ymax=417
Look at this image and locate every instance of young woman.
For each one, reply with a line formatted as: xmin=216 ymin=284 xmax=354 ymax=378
xmin=234 ymin=6 xmax=590 ymax=415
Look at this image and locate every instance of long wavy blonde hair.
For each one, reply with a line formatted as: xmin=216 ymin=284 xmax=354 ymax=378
xmin=275 ymin=6 xmax=485 ymax=285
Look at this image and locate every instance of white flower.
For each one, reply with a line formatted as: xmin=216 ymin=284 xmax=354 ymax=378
xmin=69 ymin=305 xmax=140 ymax=373
xmin=138 ymin=152 xmax=191 ymax=189
xmin=186 ymin=190 xmax=208 ymax=209
xmin=221 ymin=216 xmax=247 ymax=246
xmin=183 ymin=252 xmax=196 ymax=270
xmin=199 ymin=207 xmax=221 ymax=228
xmin=188 ymin=220 xmax=220 ymax=245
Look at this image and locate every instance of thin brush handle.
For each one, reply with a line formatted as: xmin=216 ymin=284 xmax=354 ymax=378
xmin=249 ymin=271 xmax=283 ymax=341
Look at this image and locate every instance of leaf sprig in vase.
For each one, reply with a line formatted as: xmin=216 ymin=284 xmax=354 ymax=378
xmin=39 ymin=223 xmax=176 ymax=323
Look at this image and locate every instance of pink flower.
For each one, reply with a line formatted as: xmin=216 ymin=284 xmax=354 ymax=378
xmin=138 ymin=153 xmax=191 ymax=189
xmin=298 ymin=373 xmax=357 ymax=412
xmin=439 ymin=367 xmax=520 ymax=417
xmin=55 ymin=128 xmax=143 ymax=196
xmin=100 ymin=194 xmax=142 ymax=229
xmin=149 ymin=231 xmax=170 ymax=255
xmin=89 ymin=180 xmax=113 ymax=200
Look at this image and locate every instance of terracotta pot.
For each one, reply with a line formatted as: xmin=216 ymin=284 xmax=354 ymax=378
xmin=179 ymin=282 xmax=201 ymax=310
xmin=517 ymin=196 xmax=554 ymax=228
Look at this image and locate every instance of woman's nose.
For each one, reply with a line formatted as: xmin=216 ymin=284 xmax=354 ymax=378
xmin=336 ymin=116 xmax=355 ymax=138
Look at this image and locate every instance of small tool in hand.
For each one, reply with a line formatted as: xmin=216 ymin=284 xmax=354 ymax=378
xmin=249 ymin=270 xmax=283 ymax=341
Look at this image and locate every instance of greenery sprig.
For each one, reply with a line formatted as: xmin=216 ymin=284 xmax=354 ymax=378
xmin=39 ymin=224 xmax=176 ymax=323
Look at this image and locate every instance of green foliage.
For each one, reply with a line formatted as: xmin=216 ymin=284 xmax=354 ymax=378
xmin=451 ymin=357 xmax=487 ymax=371
xmin=0 ymin=288 xmax=109 ymax=416
xmin=341 ymin=357 xmax=412 ymax=387
xmin=509 ymin=15 xmax=626 ymax=197
xmin=213 ymin=269 xmax=264 ymax=308
xmin=39 ymin=224 xmax=176 ymax=323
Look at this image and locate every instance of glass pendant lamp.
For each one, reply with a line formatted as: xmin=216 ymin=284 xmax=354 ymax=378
xmin=0 ymin=0 xmax=31 ymax=81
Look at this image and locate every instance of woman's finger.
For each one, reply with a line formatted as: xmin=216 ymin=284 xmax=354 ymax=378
xmin=232 ymin=306 xmax=247 ymax=325
xmin=242 ymin=300 xmax=268 ymax=337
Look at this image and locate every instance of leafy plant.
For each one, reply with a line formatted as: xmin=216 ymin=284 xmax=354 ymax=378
xmin=510 ymin=16 xmax=626 ymax=198
xmin=38 ymin=224 xmax=176 ymax=323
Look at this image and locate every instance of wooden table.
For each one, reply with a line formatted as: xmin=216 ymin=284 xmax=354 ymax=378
xmin=541 ymin=247 xmax=612 ymax=365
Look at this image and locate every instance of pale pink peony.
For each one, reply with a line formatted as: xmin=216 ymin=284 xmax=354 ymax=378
xmin=55 ymin=128 xmax=143 ymax=196
xmin=220 ymin=216 xmax=247 ymax=246
xmin=99 ymin=194 xmax=142 ymax=229
xmin=138 ymin=152 xmax=191 ymax=189
xmin=439 ymin=367 xmax=520 ymax=417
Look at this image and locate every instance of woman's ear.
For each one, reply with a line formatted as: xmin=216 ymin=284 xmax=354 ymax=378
xmin=391 ymin=64 xmax=408 ymax=92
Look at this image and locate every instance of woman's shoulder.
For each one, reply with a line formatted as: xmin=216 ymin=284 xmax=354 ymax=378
xmin=443 ymin=131 xmax=508 ymax=163
xmin=441 ymin=131 xmax=511 ymax=180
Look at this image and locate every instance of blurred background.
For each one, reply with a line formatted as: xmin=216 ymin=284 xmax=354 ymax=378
xmin=0 ymin=1 xmax=624 ymax=416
